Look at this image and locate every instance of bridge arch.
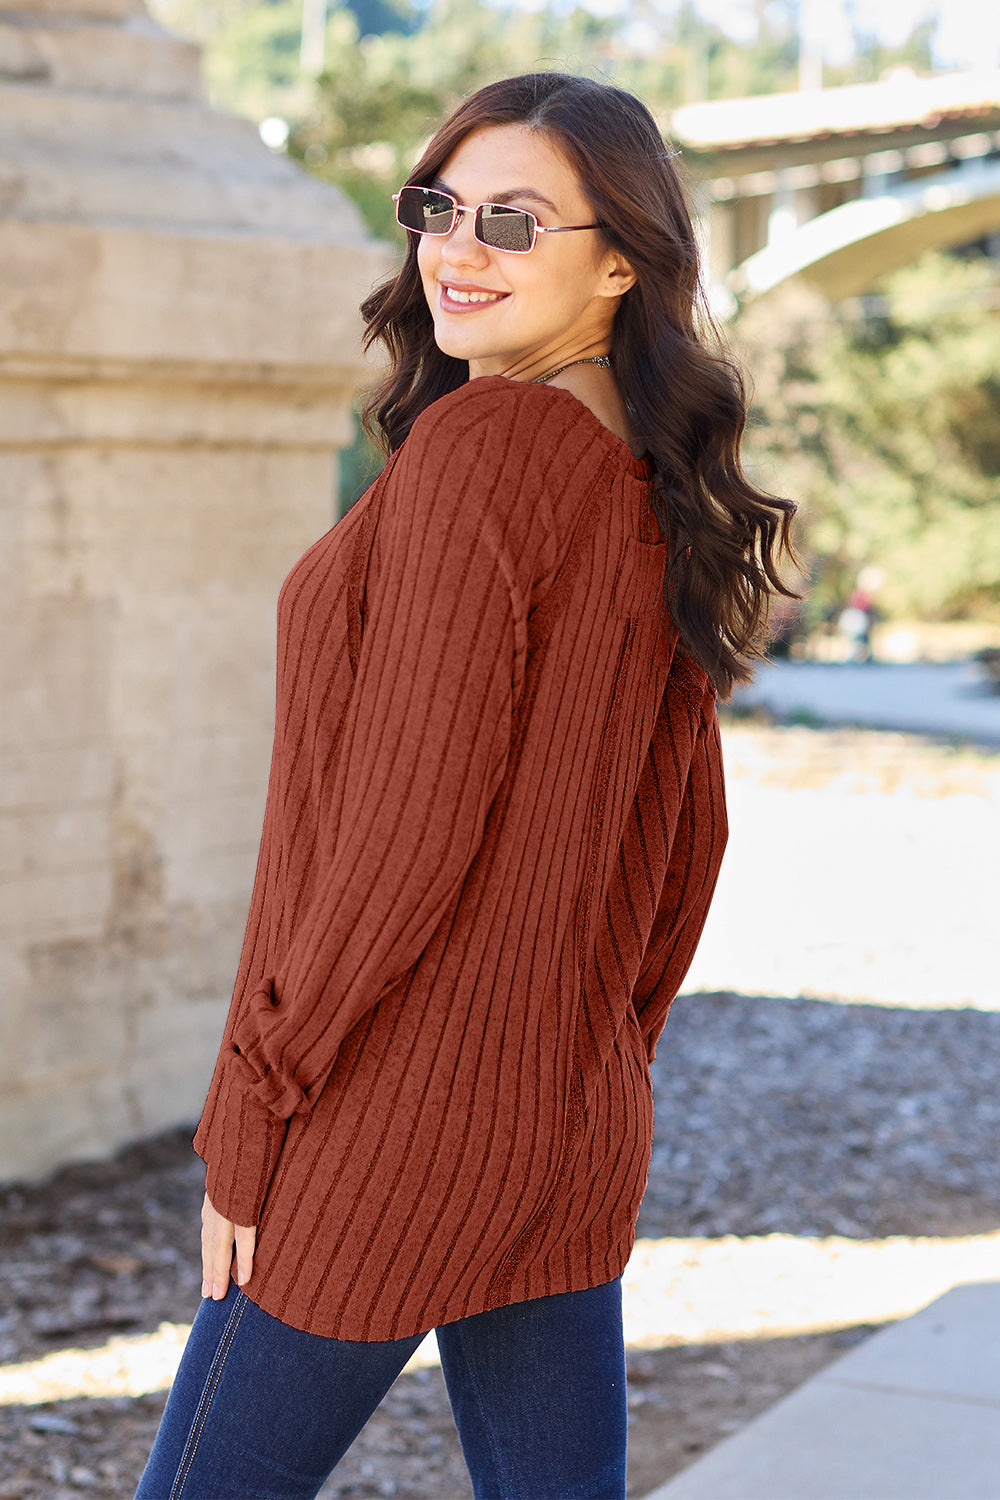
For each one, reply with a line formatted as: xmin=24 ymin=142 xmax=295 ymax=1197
xmin=731 ymin=160 xmax=1000 ymax=302
xmin=671 ymin=70 xmax=1000 ymax=308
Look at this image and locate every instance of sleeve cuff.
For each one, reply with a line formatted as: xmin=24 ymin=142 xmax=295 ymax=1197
xmin=229 ymin=980 xmax=309 ymax=1119
xmin=193 ymin=1050 xmax=289 ymax=1226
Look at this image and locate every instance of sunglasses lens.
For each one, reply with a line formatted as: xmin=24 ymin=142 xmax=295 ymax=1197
xmin=395 ymin=189 xmax=537 ymax=251
xmin=478 ymin=203 xmax=535 ymax=252
xmin=396 ymin=187 xmax=455 ymax=235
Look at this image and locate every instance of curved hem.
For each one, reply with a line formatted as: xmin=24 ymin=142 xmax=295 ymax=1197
xmin=231 ymin=1245 xmax=633 ymax=1344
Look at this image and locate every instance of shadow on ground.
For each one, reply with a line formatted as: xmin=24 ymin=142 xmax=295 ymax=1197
xmin=2 ymin=988 xmax=998 ymax=1496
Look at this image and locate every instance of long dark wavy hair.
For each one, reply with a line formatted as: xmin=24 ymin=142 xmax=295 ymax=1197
xmin=361 ymin=71 xmax=797 ymax=697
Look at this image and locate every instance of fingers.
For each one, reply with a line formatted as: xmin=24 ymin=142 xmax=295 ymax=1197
xmin=201 ymin=1191 xmax=255 ymax=1300
xmin=201 ymin=1191 xmax=232 ymax=1299
xmin=234 ymin=1222 xmax=257 ymax=1289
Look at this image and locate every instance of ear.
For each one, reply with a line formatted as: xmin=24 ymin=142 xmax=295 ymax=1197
xmin=598 ymin=250 xmax=637 ymax=299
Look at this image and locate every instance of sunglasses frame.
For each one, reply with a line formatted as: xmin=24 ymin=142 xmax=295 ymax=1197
xmin=393 ymin=186 xmax=600 ymax=254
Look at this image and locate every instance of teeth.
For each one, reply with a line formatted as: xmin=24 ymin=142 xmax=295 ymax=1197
xmin=444 ymin=287 xmax=503 ymax=304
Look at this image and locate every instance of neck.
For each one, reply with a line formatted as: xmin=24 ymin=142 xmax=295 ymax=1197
xmin=522 ymin=355 xmax=641 ymax=458
xmin=533 ymin=354 xmax=611 ymax=385
xmin=469 ymin=338 xmax=612 ymax=384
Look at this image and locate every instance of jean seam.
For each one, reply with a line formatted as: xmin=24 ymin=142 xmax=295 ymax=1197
xmin=453 ymin=1321 xmax=510 ymax=1499
xmin=170 ymin=1290 xmax=249 ymax=1500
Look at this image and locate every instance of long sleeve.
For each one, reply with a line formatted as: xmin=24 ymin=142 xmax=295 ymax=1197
xmin=187 ymin=378 xmax=732 ymax=1339
xmin=632 ymin=701 xmax=728 ymax=1063
xmin=197 ymin=393 xmax=552 ymax=1224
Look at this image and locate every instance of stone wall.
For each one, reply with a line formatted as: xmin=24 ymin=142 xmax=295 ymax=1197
xmin=0 ymin=0 xmax=391 ymax=1178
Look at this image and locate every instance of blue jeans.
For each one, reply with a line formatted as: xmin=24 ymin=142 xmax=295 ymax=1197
xmin=135 ymin=1277 xmax=626 ymax=1499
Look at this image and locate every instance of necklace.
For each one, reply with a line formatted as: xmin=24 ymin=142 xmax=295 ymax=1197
xmin=533 ymin=354 xmax=612 ymax=384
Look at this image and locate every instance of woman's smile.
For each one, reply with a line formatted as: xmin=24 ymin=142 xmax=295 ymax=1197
xmin=438 ymin=278 xmax=511 ymax=312
xmin=417 ymin=122 xmax=633 ymax=382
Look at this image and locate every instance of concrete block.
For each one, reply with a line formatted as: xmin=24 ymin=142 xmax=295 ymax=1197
xmin=0 ymin=222 xmax=385 ymax=371
xmin=644 ymin=1282 xmax=1000 ymax=1500
xmin=0 ymin=9 xmax=200 ymax=100
xmin=23 ymin=1 xmax=147 ymax=16
xmin=160 ymin=790 xmax=267 ymax=907
xmin=0 ymin=743 xmax=113 ymax=813
xmin=0 ymin=866 xmax=113 ymax=940
xmin=0 ymin=1075 xmax=140 ymax=1181
xmin=2 ymin=942 xmax=127 ymax=1083
xmin=821 ymin=1279 xmax=1000 ymax=1404
xmin=0 ymin=451 xmax=27 ymax=587
xmin=163 ymin=728 xmax=275 ymax=802
xmin=650 ymin=1379 xmax=1000 ymax=1500
xmin=0 ymin=804 xmax=110 ymax=880
xmin=0 ymin=597 xmax=112 ymax=749
xmin=0 ymin=1 xmax=387 ymax=1181
xmin=21 ymin=448 xmax=334 ymax=599
xmin=130 ymin=992 xmax=238 ymax=1135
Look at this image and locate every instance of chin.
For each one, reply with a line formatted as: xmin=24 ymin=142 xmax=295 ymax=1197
xmin=433 ymin=327 xmax=488 ymax=365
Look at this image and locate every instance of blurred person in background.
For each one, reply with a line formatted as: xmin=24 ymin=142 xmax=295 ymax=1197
xmin=838 ymin=565 xmax=885 ymax=663
xmin=137 ymin=71 xmax=795 ymax=1500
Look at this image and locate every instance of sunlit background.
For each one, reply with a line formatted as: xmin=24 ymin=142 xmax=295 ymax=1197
xmin=2 ymin=2 xmax=999 ymax=1494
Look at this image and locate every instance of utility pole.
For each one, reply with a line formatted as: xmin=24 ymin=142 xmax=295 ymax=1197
xmin=301 ymin=0 xmax=328 ymax=75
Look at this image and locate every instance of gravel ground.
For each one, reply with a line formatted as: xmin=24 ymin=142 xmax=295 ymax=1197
xmin=637 ymin=992 xmax=1000 ymax=1244
xmin=2 ymin=724 xmax=999 ymax=1499
xmin=0 ymin=1103 xmax=874 ymax=1500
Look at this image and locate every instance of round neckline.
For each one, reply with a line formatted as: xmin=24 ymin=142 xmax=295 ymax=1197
xmin=483 ymin=374 xmax=653 ymax=482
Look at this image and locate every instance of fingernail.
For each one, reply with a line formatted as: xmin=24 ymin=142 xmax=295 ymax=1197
xmin=201 ymin=1280 xmax=209 ymax=1298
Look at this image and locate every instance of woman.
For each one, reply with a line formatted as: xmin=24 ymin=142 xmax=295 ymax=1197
xmin=137 ymin=71 xmax=795 ymax=1500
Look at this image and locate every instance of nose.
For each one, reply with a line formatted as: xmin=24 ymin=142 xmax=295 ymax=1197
xmin=440 ymin=207 xmax=491 ymax=269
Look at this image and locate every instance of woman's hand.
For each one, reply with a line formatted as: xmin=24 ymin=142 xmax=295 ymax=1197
xmin=200 ymin=1190 xmax=256 ymax=1300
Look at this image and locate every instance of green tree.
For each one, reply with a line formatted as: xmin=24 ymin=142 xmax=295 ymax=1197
xmin=290 ymin=0 xmax=618 ymax=240
xmin=743 ymin=253 xmax=1000 ymax=624
xmin=149 ymin=0 xmax=416 ymax=119
xmin=207 ymin=0 xmax=306 ymax=119
xmin=149 ymin=0 xmax=946 ymax=143
xmin=839 ymin=16 xmax=937 ymax=86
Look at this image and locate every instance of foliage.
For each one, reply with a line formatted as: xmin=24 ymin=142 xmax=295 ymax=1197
xmin=149 ymin=0 xmax=416 ymax=120
xmin=289 ymin=0 xmax=619 ymax=240
xmin=282 ymin=0 xmax=939 ymax=240
xmin=205 ymin=1 xmax=307 ymax=121
xmin=742 ymin=254 xmax=1000 ymax=624
xmin=339 ymin=406 xmax=386 ymax=514
xmin=837 ymin=15 xmax=937 ymax=86
xmin=146 ymin=1 xmax=964 ymax=553
xmin=149 ymin=0 xmax=939 ymax=168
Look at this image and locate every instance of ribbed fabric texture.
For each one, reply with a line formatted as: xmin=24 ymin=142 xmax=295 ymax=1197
xmin=194 ymin=375 xmax=728 ymax=1341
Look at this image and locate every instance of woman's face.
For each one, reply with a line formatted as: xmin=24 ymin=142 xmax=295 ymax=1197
xmin=416 ymin=123 xmax=634 ymax=382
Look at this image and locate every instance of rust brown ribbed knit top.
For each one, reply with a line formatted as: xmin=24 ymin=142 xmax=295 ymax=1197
xmin=194 ymin=374 xmax=728 ymax=1341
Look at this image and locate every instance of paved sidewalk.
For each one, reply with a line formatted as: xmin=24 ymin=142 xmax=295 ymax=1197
xmin=732 ymin=660 xmax=1000 ymax=744
xmin=642 ymin=1280 xmax=1000 ymax=1500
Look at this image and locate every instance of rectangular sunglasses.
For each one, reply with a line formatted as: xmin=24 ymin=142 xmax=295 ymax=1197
xmin=393 ymin=185 xmax=599 ymax=255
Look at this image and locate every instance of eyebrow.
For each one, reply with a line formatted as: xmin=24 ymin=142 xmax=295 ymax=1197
xmin=432 ymin=177 xmax=561 ymax=214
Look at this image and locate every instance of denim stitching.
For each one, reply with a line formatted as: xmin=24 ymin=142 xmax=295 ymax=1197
xmin=452 ymin=1320 xmax=510 ymax=1500
xmin=170 ymin=1290 xmax=249 ymax=1499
